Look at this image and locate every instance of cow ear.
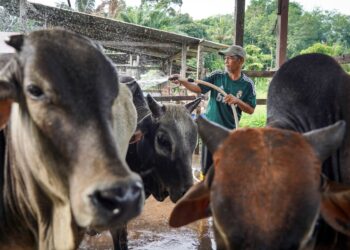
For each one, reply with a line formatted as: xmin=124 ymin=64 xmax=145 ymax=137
xmin=204 ymin=164 xmax=215 ymax=188
xmin=129 ymin=129 xmax=144 ymax=144
xmin=169 ymin=180 xmax=211 ymax=228
xmin=185 ymin=97 xmax=202 ymax=113
xmin=0 ymin=58 xmax=20 ymax=129
xmin=303 ymin=121 xmax=345 ymax=162
xmin=196 ymin=115 xmax=230 ymax=154
xmin=119 ymin=75 xmax=136 ymax=85
xmin=5 ymin=34 xmax=24 ymax=52
xmin=321 ymin=180 xmax=350 ymax=236
xmin=146 ymin=94 xmax=165 ymax=118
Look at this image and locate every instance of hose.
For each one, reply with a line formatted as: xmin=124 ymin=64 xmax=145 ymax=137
xmin=169 ymin=76 xmax=239 ymax=129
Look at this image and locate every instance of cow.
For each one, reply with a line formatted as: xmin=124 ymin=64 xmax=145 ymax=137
xmin=266 ymin=53 xmax=350 ymax=248
xmin=169 ymin=116 xmax=350 ymax=250
xmin=107 ymin=76 xmax=201 ymax=250
xmin=0 ymin=29 xmax=144 ymax=250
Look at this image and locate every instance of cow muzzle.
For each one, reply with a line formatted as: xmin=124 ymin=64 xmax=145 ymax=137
xmin=72 ymin=174 xmax=145 ymax=229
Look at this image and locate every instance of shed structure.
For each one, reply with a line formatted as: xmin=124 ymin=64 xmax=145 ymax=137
xmin=0 ymin=0 xmax=229 ymax=80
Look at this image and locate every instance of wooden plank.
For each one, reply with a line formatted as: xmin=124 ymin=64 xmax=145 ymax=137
xmin=154 ymin=96 xmax=198 ymax=102
xmin=114 ymin=65 xmax=160 ymax=69
xmin=99 ymin=41 xmax=181 ymax=49
xmin=103 ymin=44 xmax=170 ymax=59
xmin=334 ymin=54 xmax=350 ymax=64
xmin=180 ymin=44 xmax=187 ymax=78
xmin=19 ymin=0 xmax=27 ymax=32
xmin=276 ymin=0 xmax=289 ymax=68
xmin=196 ymin=44 xmax=205 ymax=79
xmin=243 ymin=70 xmax=276 ymax=78
xmin=234 ymin=0 xmax=245 ymax=46
xmin=257 ymin=99 xmax=267 ymax=105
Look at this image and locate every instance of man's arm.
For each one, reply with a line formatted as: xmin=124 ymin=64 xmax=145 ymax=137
xmin=169 ymin=74 xmax=202 ymax=94
xmin=224 ymin=94 xmax=255 ymax=114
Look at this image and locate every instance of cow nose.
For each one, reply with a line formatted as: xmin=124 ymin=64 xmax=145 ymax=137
xmin=90 ymin=181 xmax=143 ymax=215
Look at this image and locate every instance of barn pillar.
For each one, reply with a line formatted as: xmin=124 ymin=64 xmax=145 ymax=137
xmin=19 ymin=0 xmax=27 ymax=33
xmin=234 ymin=0 xmax=245 ymax=46
xmin=180 ymin=43 xmax=187 ymax=78
xmin=276 ymin=0 xmax=289 ymax=68
xmin=196 ymin=43 xmax=205 ymax=79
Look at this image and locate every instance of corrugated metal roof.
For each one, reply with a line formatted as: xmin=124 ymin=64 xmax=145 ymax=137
xmin=0 ymin=0 xmax=228 ymax=60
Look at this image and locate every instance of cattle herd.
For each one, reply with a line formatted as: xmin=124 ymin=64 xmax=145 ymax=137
xmin=0 ymin=28 xmax=350 ymax=250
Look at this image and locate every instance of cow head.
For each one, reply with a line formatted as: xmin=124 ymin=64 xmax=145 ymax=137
xmin=0 ymin=29 xmax=144 ymax=247
xmin=170 ymin=116 xmax=350 ymax=250
xmin=136 ymin=95 xmax=201 ymax=202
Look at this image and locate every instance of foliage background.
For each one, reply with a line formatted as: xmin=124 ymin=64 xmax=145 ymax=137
xmin=2 ymin=0 xmax=350 ymax=127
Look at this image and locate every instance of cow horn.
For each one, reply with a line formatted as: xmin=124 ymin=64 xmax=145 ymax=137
xmin=5 ymin=34 xmax=24 ymax=52
xmin=146 ymin=94 xmax=165 ymax=118
xmin=185 ymin=97 xmax=202 ymax=113
xmin=196 ymin=115 xmax=230 ymax=154
xmin=303 ymin=120 xmax=346 ymax=162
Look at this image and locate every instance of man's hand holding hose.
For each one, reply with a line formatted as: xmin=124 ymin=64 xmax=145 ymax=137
xmin=168 ymin=74 xmax=202 ymax=94
xmin=169 ymin=74 xmax=240 ymax=129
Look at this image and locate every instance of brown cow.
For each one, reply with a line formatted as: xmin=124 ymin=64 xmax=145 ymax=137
xmin=0 ymin=29 xmax=144 ymax=250
xmin=170 ymin=116 xmax=350 ymax=250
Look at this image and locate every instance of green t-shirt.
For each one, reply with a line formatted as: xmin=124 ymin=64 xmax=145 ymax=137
xmin=200 ymin=71 xmax=256 ymax=129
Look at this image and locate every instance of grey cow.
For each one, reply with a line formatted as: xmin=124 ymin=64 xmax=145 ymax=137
xmin=108 ymin=76 xmax=201 ymax=250
xmin=0 ymin=29 xmax=144 ymax=250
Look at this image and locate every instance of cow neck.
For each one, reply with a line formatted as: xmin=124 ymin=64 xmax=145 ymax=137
xmin=0 ymin=130 xmax=5 ymax=228
xmin=0 ymin=129 xmax=37 ymax=245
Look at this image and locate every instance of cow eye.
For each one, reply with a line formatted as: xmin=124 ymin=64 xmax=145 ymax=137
xmin=26 ymin=84 xmax=44 ymax=99
xmin=157 ymin=134 xmax=172 ymax=152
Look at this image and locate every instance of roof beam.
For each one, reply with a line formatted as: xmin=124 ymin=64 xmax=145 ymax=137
xmin=103 ymin=45 xmax=171 ymax=59
xmin=98 ymin=40 xmax=181 ymax=49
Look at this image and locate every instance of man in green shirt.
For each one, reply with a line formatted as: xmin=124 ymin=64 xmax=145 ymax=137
xmin=170 ymin=45 xmax=256 ymax=175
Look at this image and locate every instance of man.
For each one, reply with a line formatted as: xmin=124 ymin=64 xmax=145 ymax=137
xmin=170 ymin=45 xmax=256 ymax=175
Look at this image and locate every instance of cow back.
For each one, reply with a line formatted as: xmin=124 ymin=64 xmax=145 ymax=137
xmin=267 ymin=53 xmax=350 ymax=182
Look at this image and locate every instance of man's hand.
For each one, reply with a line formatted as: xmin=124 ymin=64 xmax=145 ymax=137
xmin=224 ymin=94 xmax=240 ymax=105
xmin=169 ymin=74 xmax=181 ymax=85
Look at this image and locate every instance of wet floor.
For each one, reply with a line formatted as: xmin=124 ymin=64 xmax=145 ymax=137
xmin=79 ymin=197 xmax=215 ymax=250
xmin=79 ymin=155 xmax=216 ymax=250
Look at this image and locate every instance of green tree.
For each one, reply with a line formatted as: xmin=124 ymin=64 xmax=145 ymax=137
xmin=244 ymin=0 xmax=276 ymax=64
xmin=119 ymin=5 xmax=172 ymax=29
xmin=300 ymin=43 xmax=343 ymax=56
xmin=0 ymin=7 xmax=43 ymax=32
xmin=324 ymin=12 xmax=350 ymax=49
xmin=95 ymin=0 xmax=126 ymax=18
xmin=199 ymin=15 xmax=233 ymax=44
xmin=75 ymin=0 xmax=95 ymax=13
xmin=244 ymin=44 xmax=272 ymax=70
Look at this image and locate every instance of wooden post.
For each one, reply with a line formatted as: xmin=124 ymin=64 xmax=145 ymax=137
xmin=196 ymin=43 xmax=205 ymax=79
xmin=276 ymin=0 xmax=289 ymax=68
xmin=180 ymin=43 xmax=187 ymax=78
xmin=163 ymin=58 xmax=172 ymax=76
xmin=168 ymin=59 xmax=173 ymax=76
xmin=135 ymin=55 xmax=140 ymax=79
xmin=19 ymin=0 xmax=27 ymax=33
xmin=195 ymin=43 xmax=205 ymax=155
xmin=234 ymin=0 xmax=245 ymax=46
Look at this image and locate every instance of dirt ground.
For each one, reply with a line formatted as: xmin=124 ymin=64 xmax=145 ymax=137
xmin=79 ymin=196 xmax=215 ymax=250
xmin=79 ymin=155 xmax=216 ymax=250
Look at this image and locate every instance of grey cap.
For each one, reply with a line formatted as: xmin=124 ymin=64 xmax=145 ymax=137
xmin=219 ymin=45 xmax=246 ymax=59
